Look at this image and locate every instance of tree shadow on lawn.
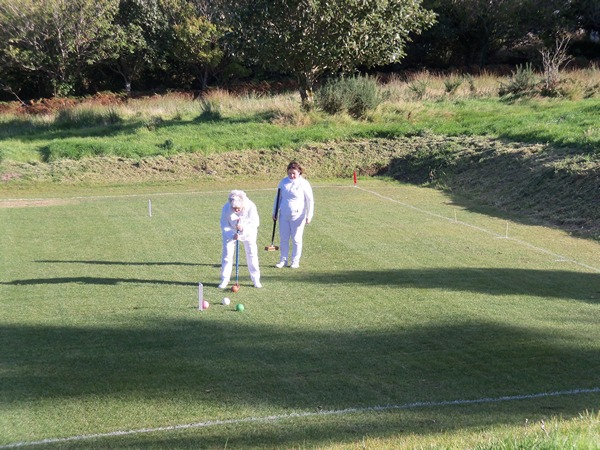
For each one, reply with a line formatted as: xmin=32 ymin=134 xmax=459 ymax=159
xmin=0 ymin=276 xmax=199 ymax=287
xmin=0 ymin=119 xmax=146 ymax=142
xmin=35 ymin=259 xmax=212 ymax=267
xmin=1 ymin=317 xmax=599 ymax=447
xmin=3 ymin=266 xmax=599 ymax=301
xmin=300 ymin=268 xmax=600 ymax=304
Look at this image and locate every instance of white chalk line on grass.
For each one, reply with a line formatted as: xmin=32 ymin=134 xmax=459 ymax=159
xmin=0 ymin=184 xmax=340 ymax=203
xmin=0 ymin=187 xmax=277 ymax=203
xmin=2 ymin=388 xmax=599 ymax=449
xmin=2 ymin=183 xmax=597 ymax=273
xmin=357 ymin=186 xmax=600 ymax=274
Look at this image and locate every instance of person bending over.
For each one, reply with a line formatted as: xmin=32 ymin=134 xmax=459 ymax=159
xmin=219 ymin=190 xmax=262 ymax=288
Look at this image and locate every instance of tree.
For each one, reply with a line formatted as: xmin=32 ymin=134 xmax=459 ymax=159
xmin=108 ymin=0 xmax=169 ymax=95
xmin=162 ymin=0 xmax=224 ymax=92
xmin=171 ymin=15 xmax=224 ymax=91
xmin=0 ymin=0 xmax=119 ymax=97
xmin=222 ymin=0 xmax=435 ymax=107
xmin=407 ymin=0 xmax=573 ymax=68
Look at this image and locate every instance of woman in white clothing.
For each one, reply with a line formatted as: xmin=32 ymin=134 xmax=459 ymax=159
xmin=272 ymin=161 xmax=314 ymax=269
xmin=219 ymin=190 xmax=262 ymax=288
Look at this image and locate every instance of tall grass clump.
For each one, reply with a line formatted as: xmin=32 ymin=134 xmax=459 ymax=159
xmin=197 ymin=98 xmax=223 ymax=121
xmin=54 ymin=106 xmax=122 ymax=128
xmin=499 ymin=63 xmax=539 ymax=98
xmin=408 ymin=78 xmax=429 ymax=100
xmin=444 ymin=76 xmax=463 ymax=95
xmin=315 ymin=75 xmax=382 ymax=118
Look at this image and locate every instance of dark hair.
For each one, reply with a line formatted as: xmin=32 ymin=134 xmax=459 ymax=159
xmin=286 ymin=161 xmax=303 ymax=175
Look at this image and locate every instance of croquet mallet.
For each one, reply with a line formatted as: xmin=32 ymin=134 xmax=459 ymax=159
xmin=232 ymin=220 xmax=241 ymax=292
xmin=265 ymin=188 xmax=281 ymax=251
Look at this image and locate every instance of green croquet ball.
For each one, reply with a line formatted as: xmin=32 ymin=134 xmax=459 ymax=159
xmin=236 ymin=303 xmax=245 ymax=312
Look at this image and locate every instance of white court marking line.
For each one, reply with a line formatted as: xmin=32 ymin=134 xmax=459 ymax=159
xmin=0 ymin=184 xmax=347 ymax=203
xmin=2 ymin=183 xmax=597 ymax=273
xmin=357 ymin=186 xmax=600 ymax=274
xmin=2 ymin=387 xmax=599 ymax=449
xmin=0 ymin=187 xmax=277 ymax=202
xmin=0 ymin=184 xmax=345 ymax=203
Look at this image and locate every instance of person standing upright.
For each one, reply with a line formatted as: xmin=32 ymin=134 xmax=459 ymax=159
xmin=272 ymin=161 xmax=314 ymax=269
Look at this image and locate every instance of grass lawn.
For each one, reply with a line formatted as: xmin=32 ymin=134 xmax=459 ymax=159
xmin=1 ymin=178 xmax=599 ymax=448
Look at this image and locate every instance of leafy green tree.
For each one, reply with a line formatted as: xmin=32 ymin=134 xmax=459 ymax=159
xmin=172 ymin=16 xmax=224 ymax=91
xmin=408 ymin=0 xmax=571 ymax=68
xmin=166 ymin=0 xmax=224 ymax=92
xmin=0 ymin=0 xmax=119 ymax=97
xmin=108 ymin=0 xmax=169 ymax=94
xmin=222 ymin=0 xmax=435 ymax=106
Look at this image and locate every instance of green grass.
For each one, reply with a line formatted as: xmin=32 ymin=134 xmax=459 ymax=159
xmin=419 ymin=98 xmax=600 ymax=148
xmin=1 ymin=179 xmax=599 ymax=448
xmin=2 ymin=95 xmax=599 ymax=163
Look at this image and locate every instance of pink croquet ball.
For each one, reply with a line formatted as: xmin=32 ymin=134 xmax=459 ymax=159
xmin=202 ymin=300 xmax=210 ymax=309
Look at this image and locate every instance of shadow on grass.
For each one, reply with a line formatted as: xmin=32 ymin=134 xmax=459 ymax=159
xmin=3 ymin=267 xmax=599 ymax=301
xmin=35 ymin=259 xmax=211 ymax=267
xmin=1 ymin=316 xmax=599 ymax=447
xmin=0 ymin=118 xmax=145 ymax=142
xmin=297 ymin=268 xmax=600 ymax=304
xmin=0 ymin=276 xmax=199 ymax=287
xmin=380 ymin=142 xmax=600 ymax=240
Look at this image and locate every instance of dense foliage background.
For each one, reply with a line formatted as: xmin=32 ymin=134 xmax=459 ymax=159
xmin=1 ymin=0 xmax=599 ymax=102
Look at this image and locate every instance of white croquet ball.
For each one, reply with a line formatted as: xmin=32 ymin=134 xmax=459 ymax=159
xmin=222 ymin=297 xmax=231 ymax=306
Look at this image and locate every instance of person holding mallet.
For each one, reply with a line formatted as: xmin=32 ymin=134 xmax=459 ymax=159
xmin=219 ymin=190 xmax=262 ymax=289
xmin=273 ymin=161 xmax=314 ymax=269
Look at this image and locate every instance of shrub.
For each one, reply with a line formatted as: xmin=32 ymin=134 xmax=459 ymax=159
xmin=464 ymin=74 xmax=477 ymax=95
xmin=197 ymin=98 xmax=222 ymax=121
xmin=315 ymin=82 xmax=346 ymax=115
xmin=315 ymin=75 xmax=382 ymax=119
xmin=498 ymin=63 xmax=538 ymax=98
xmin=557 ymin=79 xmax=585 ymax=100
xmin=408 ymin=79 xmax=428 ymax=100
xmin=444 ymin=77 xmax=463 ymax=95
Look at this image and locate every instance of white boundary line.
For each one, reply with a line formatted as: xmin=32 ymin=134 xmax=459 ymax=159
xmin=2 ymin=185 xmax=599 ymax=447
xmin=357 ymin=186 xmax=600 ymax=273
xmin=2 ymin=387 xmax=599 ymax=449
xmin=2 ymin=183 xmax=597 ymax=272
xmin=0 ymin=185 xmax=343 ymax=203
xmin=0 ymin=187 xmax=274 ymax=202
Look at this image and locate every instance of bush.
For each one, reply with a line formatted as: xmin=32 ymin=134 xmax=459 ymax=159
xmin=315 ymin=75 xmax=382 ymax=118
xmin=315 ymin=83 xmax=346 ymax=115
xmin=444 ymin=77 xmax=463 ymax=95
xmin=407 ymin=79 xmax=428 ymax=100
xmin=197 ymin=98 xmax=222 ymax=121
xmin=498 ymin=63 xmax=538 ymax=98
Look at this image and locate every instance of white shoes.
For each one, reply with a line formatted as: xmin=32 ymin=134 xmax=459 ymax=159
xmin=254 ymin=281 xmax=262 ymax=288
xmin=276 ymin=259 xmax=300 ymax=269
